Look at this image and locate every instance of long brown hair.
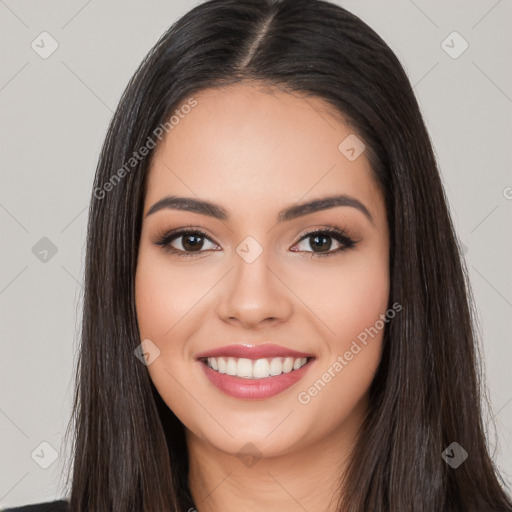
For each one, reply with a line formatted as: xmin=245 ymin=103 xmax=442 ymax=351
xmin=61 ymin=0 xmax=512 ymax=510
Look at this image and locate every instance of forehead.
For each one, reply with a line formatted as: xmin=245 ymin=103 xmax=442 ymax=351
xmin=144 ymin=83 xmax=383 ymax=223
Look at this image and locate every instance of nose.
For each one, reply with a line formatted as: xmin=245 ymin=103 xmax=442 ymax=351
xmin=215 ymin=250 xmax=293 ymax=330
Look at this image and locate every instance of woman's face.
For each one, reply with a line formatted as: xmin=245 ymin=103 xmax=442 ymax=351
xmin=135 ymin=83 xmax=390 ymax=459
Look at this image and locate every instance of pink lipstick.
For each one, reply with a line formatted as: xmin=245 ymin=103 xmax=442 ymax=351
xmin=195 ymin=343 xmax=316 ymax=400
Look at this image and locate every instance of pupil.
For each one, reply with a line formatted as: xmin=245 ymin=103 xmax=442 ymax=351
xmin=312 ymin=234 xmax=331 ymax=252
xmin=183 ymin=234 xmax=203 ymax=251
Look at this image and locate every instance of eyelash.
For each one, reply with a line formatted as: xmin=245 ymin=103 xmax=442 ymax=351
xmin=153 ymin=223 xmax=359 ymax=260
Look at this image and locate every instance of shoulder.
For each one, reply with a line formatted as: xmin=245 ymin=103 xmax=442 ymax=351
xmin=2 ymin=500 xmax=69 ymax=512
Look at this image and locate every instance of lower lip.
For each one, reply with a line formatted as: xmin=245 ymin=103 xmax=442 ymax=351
xmin=199 ymin=359 xmax=315 ymax=400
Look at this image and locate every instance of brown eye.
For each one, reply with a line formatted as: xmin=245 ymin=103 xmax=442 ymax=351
xmin=291 ymin=227 xmax=357 ymax=257
xmin=155 ymin=229 xmax=218 ymax=258
xmin=179 ymin=233 xmax=206 ymax=252
xmin=307 ymin=233 xmax=335 ymax=252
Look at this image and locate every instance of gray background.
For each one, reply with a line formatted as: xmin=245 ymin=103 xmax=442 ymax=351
xmin=1 ymin=0 xmax=511 ymax=507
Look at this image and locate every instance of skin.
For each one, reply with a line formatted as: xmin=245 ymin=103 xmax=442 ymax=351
xmin=135 ymin=82 xmax=390 ymax=512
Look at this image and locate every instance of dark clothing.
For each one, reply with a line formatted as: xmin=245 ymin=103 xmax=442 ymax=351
xmin=2 ymin=500 xmax=69 ymax=512
xmin=2 ymin=495 xmax=199 ymax=511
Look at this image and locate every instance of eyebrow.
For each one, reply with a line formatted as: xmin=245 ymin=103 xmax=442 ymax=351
xmin=145 ymin=194 xmax=374 ymax=224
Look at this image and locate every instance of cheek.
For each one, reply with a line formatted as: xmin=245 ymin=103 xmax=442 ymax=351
xmin=135 ymin=250 xmax=207 ymax=342
xmin=312 ymin=252 xmax=389 ymax=387
xmin=134 ymin=252 xmax=204 ymax=419
xmin=294 ymin=248 xmax=389 ymax=398
xmin=292 ymin=257 xmax=389 ymax=437
xmin=333 ymin=261 xmax=389 ymax=346
xmin=135 ymin=259 xmax=171 ymax=341
xmin=292 ymin=248 xmax=390 ymax=350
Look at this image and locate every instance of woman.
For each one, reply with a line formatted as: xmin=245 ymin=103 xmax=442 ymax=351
xmin=6 ymin=0 xmax=512 ymax=510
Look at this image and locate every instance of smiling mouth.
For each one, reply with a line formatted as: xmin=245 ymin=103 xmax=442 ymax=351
xmin=199 ymin=356 xmax=313 ymax=379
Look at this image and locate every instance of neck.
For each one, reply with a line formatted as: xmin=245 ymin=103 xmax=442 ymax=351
xmin=186 ymin=395 xmax=368 ymax=512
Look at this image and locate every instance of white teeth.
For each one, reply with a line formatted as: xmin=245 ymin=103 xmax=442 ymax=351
xmin=205 ymin=356 xmax=309 ymax=378
xmin=282 ymin=357 xmax=294 ymax=373
xmin=217 ymin=357 xmax=227 ymax=373
xmin=269 ymin=357 xmax=282 ymax=376
xmin=237 ymin=358 xmax=253 ymax=378
xmin=226 ymin=358 xmax=237 ymax=376
xmin=253 ymin=358 xmax=270 ymax=379
xmin=293 ymin=358 xmax=304 ymax=370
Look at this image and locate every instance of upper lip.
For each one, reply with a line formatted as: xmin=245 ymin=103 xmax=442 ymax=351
xmin=195 ymin=343 xmax=315 ymax=361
